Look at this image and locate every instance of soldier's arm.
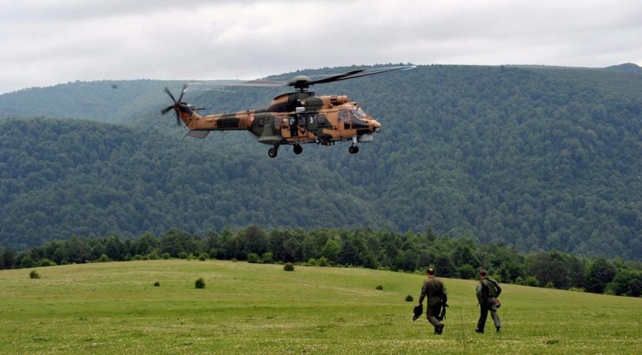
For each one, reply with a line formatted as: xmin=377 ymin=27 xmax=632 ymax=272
xmin=418 ymin=283 xmax=427 ymax=304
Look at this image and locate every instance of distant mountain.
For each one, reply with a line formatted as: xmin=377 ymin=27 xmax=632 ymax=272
xmin=0 ymin=80 xmax=181 ymax=125
xmin=2 ymin=64 xmax=642 ymax=261
xmin=605 ymin=63 xmax=642 ymax=74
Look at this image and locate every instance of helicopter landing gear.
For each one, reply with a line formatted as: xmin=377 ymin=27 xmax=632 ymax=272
xmin=293 ymin=144 xmax=303 ymax=155
xmin=349 ymin=136 xmax=359 ymax=154
xmin=268 ymin=145 xmax=279 ymax=158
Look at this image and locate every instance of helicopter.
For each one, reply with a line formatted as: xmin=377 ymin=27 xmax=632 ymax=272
xmin=161 ymin=65 xmax=415 ymax=158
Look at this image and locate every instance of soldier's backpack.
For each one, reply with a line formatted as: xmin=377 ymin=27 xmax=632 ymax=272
xmin=487 ymin=278 xmax=502 ymax=298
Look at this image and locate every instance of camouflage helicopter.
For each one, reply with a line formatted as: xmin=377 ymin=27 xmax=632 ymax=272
xmin=161 ymin=65 xmax=414 ymax=158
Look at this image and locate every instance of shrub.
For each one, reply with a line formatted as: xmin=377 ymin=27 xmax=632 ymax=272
xmin=376 ymin=285 xmax=383 ymax=290
xmin=262 ymin=252 xmax=274 ymax=264
xmin=318 ymin=257 xmax=329 ymax=267
xmin=457 ymin=264 xmax=477 ymax=279
xmin=248 ymin=253 xmax=261 ymax=264
xmin=161 ymin=252 xmax=171 ymax=260
xmin=198 ymin=253 xmax=210 ymax=261
xmin=307 ymin=258 xmax=318 ymax=266
xmin=29 ymin=270 xmax=40 ymax=279
xmin=525 ymin=276 xmax=539 ymax=287
xmin=132 ymin=254 xmax=143 ymax=261
xmin=195 ymin=277 xmax=206 ymax=289
xmin=283 ymin=262 xmax=295 ymax=272
xmin=154 ymin=282 xmax=160 ymax=287
xmin=405 ymin=295 xmax=414 ymax=302
xmin=39 ymin=259 xmax=56 ymax=267
xmin=98 ymin=254 xmax=109 ymax=263
xmin=20 ymin=256 xmax=35 ymax=268
xmin=178 ymin=252 xmax=189 ymax=260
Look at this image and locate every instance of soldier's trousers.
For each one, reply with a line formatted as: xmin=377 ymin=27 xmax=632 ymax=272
xmin=477 ymin=298 xmax=501 ymax=331
xmin=427 ymin=304 xmax=443 ymax=329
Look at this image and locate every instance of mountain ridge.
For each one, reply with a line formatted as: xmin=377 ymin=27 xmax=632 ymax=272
xmin=2 ymin=64 xmax=642 ymax=260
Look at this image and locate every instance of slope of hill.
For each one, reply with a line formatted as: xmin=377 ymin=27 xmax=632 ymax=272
xmin=2 ymin=64 xmax=642 ymax=260
xmin=1 ymin=260 xmax=641 ymax=353
xmin=0 ymin=80 xmax=179 ymax=124
xmin=0 ymin=118 xmax=392 ymax=248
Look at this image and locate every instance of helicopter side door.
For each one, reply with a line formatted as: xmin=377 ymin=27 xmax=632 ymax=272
xmin=280 ymin=116 xmax=291 ymax=139
xmin=338 ymin=108 xmax=351 ymax=130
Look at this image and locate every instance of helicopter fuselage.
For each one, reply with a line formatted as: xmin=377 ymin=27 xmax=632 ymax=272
xmin=177 ymin=92 xmax=381 ymax=157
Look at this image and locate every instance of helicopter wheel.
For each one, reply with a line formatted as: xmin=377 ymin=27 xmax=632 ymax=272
xmin=293 ymin=144 xmax=303 ymax=155
xmin=349 ymin=146 xmax=359 ymax=154
xmin=268 ymin=147 xmax=278 ymax=158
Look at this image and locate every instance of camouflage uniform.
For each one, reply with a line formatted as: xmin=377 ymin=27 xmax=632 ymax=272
xmin=476 ymin=277 xmax=502 ymax=333
xmin=419 ymin=274 xmax=447 ymax=334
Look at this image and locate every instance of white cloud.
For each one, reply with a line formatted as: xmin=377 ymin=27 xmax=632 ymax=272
xmin=1 ymin=0 xmax=641 ymax=94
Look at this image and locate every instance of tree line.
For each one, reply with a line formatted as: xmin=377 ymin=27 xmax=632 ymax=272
xmin=1 ymin=226 xmax=641 ymax=297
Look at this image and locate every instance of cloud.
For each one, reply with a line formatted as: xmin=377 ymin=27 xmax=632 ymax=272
xmin=1 ymin=0 xmax=641 ymax=94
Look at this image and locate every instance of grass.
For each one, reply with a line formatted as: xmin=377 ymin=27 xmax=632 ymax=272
xmin=1 ymin=260 xmax=641 ymax=354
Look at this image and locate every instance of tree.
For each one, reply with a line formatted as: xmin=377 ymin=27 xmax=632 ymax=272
xmin=66 ymin=235 xmax=89 ymax=263
xmin=434 ymin=254 xmax=458 ymax=278
xmin=241 ymin=225 xmax=268 ymax=256
xmin=526 ymin=251 xmax=570 ymax=289
xmin=609 ymin=269 xmax=642 ymax=297
xmin=585 ymin=257 xmax=617 ymax=294
xmin=0 ymin=247 xmax=16 ymax=270
xmin=321 ymin=238 xmax=341 ymax=264
xmin=105 ymin=236 xmax=126 ymax=261
xmin=452 ymin=238 xmax=481 ymax=268
xmin=160 ymin=229 xmax=198 ymax=258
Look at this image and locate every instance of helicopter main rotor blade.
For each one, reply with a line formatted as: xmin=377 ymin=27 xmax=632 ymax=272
xmin=161 ymin=105 xmax=175 ymax=115
xmin=304 ymin=70 xmax=364 ymax=85
xmin=177 ymin=84 xmax=188 ymax=102
xmin=186 ymin=80 xmax=287 ymax=90
xmin=310 ymin=65 xmax=415 ymax=85
xmin=164 ymin=87 xmax=177 ymax=103
xmin=185 ymin=65 xmax=415 ymax=92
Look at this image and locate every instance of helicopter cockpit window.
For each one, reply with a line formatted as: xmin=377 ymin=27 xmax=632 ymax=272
xmin=352 ymin=107 xmax=367 ymax=118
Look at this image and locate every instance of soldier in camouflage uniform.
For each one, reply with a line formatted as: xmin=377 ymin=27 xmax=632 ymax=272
xmin=418 ymin=268 xmax=447 ymax=335
xmin=475 ymin=269 xmax=502 ymax=333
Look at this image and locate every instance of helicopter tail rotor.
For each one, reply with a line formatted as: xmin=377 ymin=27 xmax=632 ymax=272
xmin=161 ymin=84 xmax=189 ymax=126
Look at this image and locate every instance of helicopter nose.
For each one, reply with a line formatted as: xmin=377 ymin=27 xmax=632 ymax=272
xmin=371 ymin=119 xmax=382 ymax=131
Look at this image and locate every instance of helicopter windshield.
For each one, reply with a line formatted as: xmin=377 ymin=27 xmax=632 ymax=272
xmin=339 ymin=107 xmax=369 ymax=129
xmin=352 ymin=107 xmax=367 ymax=118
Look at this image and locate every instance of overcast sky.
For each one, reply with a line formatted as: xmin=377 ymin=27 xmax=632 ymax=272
xmin=1 ymin=0 xmax=641 ymax=94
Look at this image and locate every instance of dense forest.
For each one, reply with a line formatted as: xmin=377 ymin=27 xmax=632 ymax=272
xmin=2 ymin=64 xmax=642 ymax=261
xmin=1 ymin=227 xmax=641 ymax=297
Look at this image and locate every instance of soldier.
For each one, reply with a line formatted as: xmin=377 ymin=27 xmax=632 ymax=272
xmin=475 ymin=269 xmax=502 ymax=333
xmin=418 ymin=267 xmax=448 ymax=335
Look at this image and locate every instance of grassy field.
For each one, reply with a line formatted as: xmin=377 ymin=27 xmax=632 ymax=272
xmin=1 ymin=260 xmax=641 ymax=354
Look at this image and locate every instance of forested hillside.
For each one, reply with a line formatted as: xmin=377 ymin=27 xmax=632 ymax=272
xmin=1 ymin=64 xmax=642 ymax=261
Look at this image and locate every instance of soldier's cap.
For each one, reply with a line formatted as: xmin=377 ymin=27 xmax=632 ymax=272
xmin=479 ymin=269 xmax=488 ymax=277
xmin=412 ymin=304 xmax=423 ymax=321
xmin=426 ymin=268 xmax=435 ymax=275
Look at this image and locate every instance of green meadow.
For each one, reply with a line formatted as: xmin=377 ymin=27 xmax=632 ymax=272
xmin=1 ymin=260 xmax=641 ymax=354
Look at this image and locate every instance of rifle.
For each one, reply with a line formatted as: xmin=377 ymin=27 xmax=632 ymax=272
xmin=437 ymin=302 xmax=449 ymax=321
